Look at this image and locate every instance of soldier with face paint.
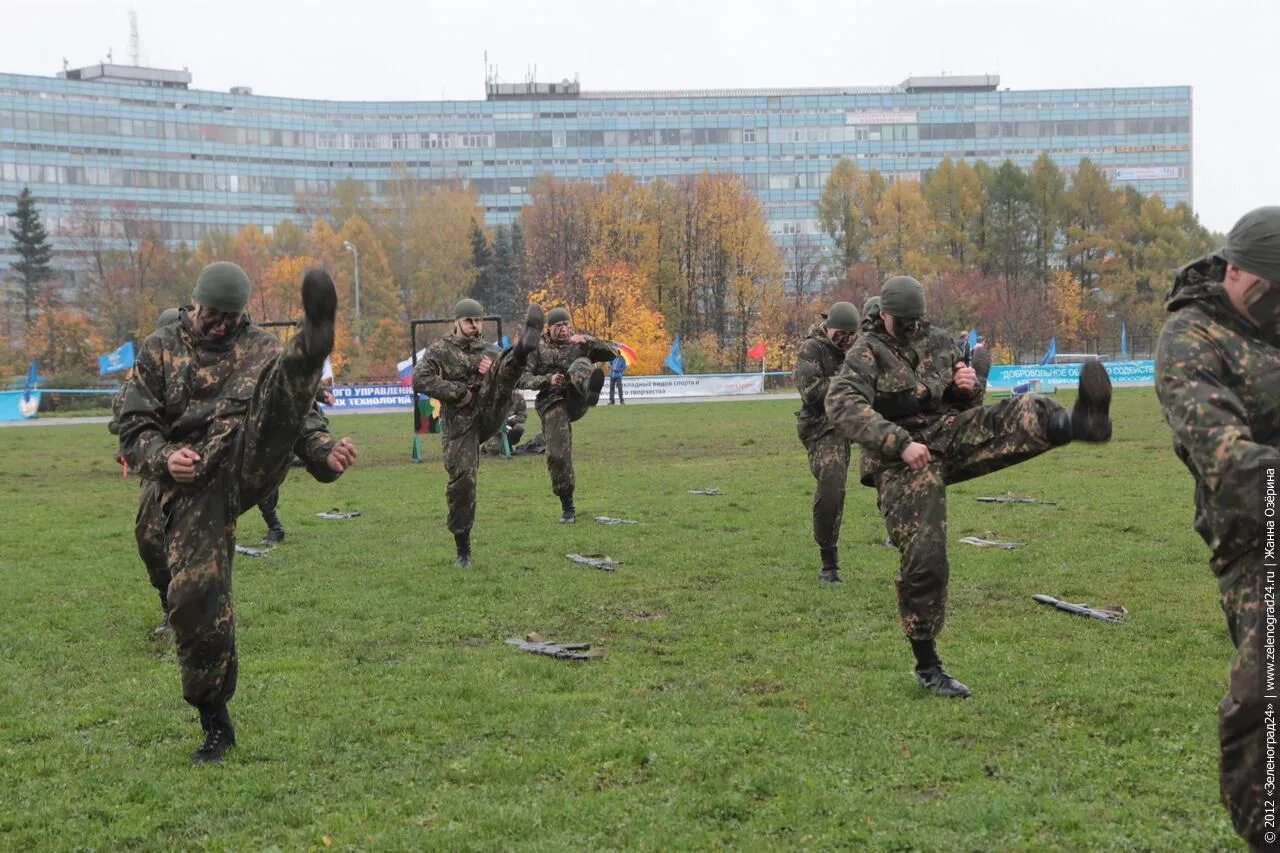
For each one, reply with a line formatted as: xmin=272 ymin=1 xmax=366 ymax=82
xmin=518 ymin=307 xmax=620 ymax=523
xmin=413 ymin=299 xmax=545 ymax=566
xmin=117 ymin=263 xmax=356 ymax=763
xmin=1156 ymin=206 xmax=1280 ymax=851
xmin=794 ymin=301 xmax=861 ymax=583
xmin=827 ymin=275 xmax=1113 ymax=698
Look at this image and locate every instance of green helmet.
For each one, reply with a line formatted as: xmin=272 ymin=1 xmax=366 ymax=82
xmin=825 ymin=301 xmax=859 ymax=332
xmin=862 ymin=295 xmax=881 ymax=318
xmin=157 ymin=308 xmax=181 ymax=328
xmin=880 ymin=275 xmax=925 ymax=319
xmin=547 ymin=307 xmax=571 ymax=326
xmin=192 ymin=262 xmax=252 ymax=313
xmin=454 ymin=298 xmax=484 ymax=319
xmin=1224 ymin=206 xmax=1280 ymax=283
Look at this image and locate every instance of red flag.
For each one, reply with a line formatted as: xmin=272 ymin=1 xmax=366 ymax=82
xmin=747 ymin=341 xmax=766 ymax=359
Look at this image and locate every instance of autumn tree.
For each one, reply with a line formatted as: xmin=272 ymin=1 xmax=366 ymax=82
xmin=337 ymin=215 xmax=399 ymax=336
xmin=521 ymin=175 xmax=597 ymax=305
xmin=870 ymin=179 xmax=932 ymax=275
xmin=923 ymin=159 xmax=982 ymax=271
xmin=817 ymin=158 xmax=883 ymax=273
xmin=1062 ymin=159 xmax=1123 ymax=290
xmin=1027 ymin=154 xmax=1066 ymax=282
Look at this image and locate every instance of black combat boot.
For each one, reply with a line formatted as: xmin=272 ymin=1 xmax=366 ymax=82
xmin=1070 ymin=359 xmax=1112 ymax=442
xmin=585 ymin=367 xmax=605 ymax=407
xmin=454 ymin=532 xmax=472 ymax=568
xmin=911 ymin=639 xmax=971 ymax=698
xmin=298 ymin=269 xmax=337 ymax=368
xmin=971 ymin=344 xmax=992 ymax=383
xmin=514 ymin=303 xmax=545 ymax=363
xmin=192 ymin=703 xmax=236 ymax=763
xmin=558 ymin=493 xmax=576 ymax=524
xmin=818 ymin=546 xmax=843 ymax=584
xmin=260 ymin=506 xmax=286 ymax=545
xmin=152 ymin=590 xmax=171 ymax=637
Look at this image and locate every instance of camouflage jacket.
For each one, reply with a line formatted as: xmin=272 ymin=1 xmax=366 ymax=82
xmin=826 ymin=319 xmax=984 ymax=479
xmin=520 ymin=333 xmax=619 ymax=415
xmin=794 ymin=322 xmax=847 ymax=443
xmin=1156 ymin=255 xmax=1280 ymax=570
xmin=413 ymin=333 xmax=491 ymax=437
xmin=116 ymin=311 xmax=337 ymax=485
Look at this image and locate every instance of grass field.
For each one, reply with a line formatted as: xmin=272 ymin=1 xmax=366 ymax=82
xmin=0 ymin=390 xmax=1243 ymax=850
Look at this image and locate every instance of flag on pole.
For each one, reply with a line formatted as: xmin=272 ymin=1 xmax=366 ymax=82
xmin=22 ymin=359 xmax=38 ymax=402
xmin=612 ymin=342 xmax=638 ymax=367
xmin=663 ymin=334 xmax=684 ymax=375
xmin=1119 ymin=321 xmax=1128 ymax=358
xmin=397 ymin=348 xmax=428 ymax=386
xmin=321 ymin=357 xmax=334 ymax=382
xmin=1038 ymin=336 xmax=1057 ymax=366
xmin=97 ymin=341 xmax=136 ymax=375
xmin=967 ymin=328 xmax=978 ymax=350
xmin=747 ymin=341 xmax=766 ymax=360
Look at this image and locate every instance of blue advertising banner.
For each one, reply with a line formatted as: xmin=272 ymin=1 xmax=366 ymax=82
xmin=328 ymin=384 xmax=415 ymax=409
xmin=988 ymin=360 xmax=1155 ymax=389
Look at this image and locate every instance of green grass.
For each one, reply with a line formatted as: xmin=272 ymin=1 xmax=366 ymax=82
xmin=0 ymin=391 xmax=1242 ymax=850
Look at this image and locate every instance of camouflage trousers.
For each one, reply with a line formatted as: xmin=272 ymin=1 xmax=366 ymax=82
xmin=163 ymin=336 xmax=325 ymax=709
xmin=542 ymin=357 xmax=596 ymax=499
xmin=804 ymin=430 xmax=850 ymax=550
xmin=135 ymin=480 xmax=169 ymax=597
xmin=875 ymin=394 xmax=1063 ymax=640
xmin=1215 ymin=552 xmax=1268 ymax=849
xmin=441 ymin=348 xmax=525 ymax=535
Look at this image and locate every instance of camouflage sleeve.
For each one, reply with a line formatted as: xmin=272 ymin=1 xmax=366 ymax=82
xmin=107 ymin=378 xmax=128 ymax=435
xmin=793 ymin=341 xmax=829 ymax=407
xmin=412 ymin=351 xmax=469 ymax=404
xmin=825 ymin=342 xmax=914 ymax=457
xmin=517 ymin=350 xmax=551 ymax=390
xmin=1156 ymin=314 xmax=1280 ymax=506
xmin=293 ymin=402 xmax=341 ymax=484
xmin=116 ymin=336 xmax=184 ymax=480
xmin=941 ymin=337 xmax=984 ymax=407
xmin=584 ymin=336 xmax=620 ymax=363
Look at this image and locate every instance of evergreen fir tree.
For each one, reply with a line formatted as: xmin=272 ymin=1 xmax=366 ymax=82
xmin=7 ymin=187 xmax=55 ymax=324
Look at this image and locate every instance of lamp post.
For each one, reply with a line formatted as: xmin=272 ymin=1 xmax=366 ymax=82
xmin=341 ymin=240 xmax=361 ymax=344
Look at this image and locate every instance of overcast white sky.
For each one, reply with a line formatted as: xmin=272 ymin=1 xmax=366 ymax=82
xmin=5 ymin=0 xmax=1276 ymax=233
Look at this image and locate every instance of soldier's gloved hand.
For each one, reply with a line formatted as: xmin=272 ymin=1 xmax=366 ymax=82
xmin=569 ymin=334 xmax=586 ymax=344
xmin=550 ymin=373 xmax=565 ymax=387
xmin=477 ymin=355 xmax=493 ymax=375
xmin=900 ymin=441 xmax=932 ymax=471
xmin=167 ymin=447 xmax=201 ymax=483
xmin=952 ymin=363 xmax=977 ymax=393
xmin=325 ymin=437 xmax=357 ymax=473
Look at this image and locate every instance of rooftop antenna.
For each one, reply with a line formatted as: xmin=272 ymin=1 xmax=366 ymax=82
xmin=129 ymin=10 xmax=142 ymax=66
xmin=106 ymin=47 xmax=114 ymax=64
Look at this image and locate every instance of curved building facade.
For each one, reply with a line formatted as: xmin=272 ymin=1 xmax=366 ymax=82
xmin=0 ymin=65 xmax=1191 ymax=279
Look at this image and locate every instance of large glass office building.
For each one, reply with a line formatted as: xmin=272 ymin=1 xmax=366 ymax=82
xmin=0 ymin=63 xmax=1191 ymax=279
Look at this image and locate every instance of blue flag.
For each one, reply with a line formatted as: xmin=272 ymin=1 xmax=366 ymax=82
xmin=22 ymin=359 xmax=38 ymax=402
xmin=1038 ymin=336 xmax=1057 ymax=366
xmin=98 ymin=340 xmax=136 ymax=376
xmin=663 ymin=334 xmax=684 ymax=375
xmin=1119 ymin=321 xmax=1128 ymax=358
xmin=967 ymin=328 xmax=978 ymax=350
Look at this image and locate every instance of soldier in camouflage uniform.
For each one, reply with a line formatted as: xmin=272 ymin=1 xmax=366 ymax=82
xmin=481 ymin=389 xmax=529 ymax=456
xmin=1155 ymin=206 xmax=1280 ymax=851
xmin=794 ymin=301 xmax=861 ymax=584
xmin=413 ymin=298 xmax=545 ymax=566
xmin=827 ymin=275 xmax=1113 ymax=697
xmin=519 ymin=307 xmax=620 ymax=523
xmin=117 ymin=263 xmax=356 ymax=763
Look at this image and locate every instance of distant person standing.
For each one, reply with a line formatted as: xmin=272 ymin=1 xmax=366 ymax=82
xmin=1155 ymin=206 xmax=1280 ymax=851
xmin=608 ymin=352 xmax=626 ymax=404
xmin=793 ymin=301 xmax=860 ymax=583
